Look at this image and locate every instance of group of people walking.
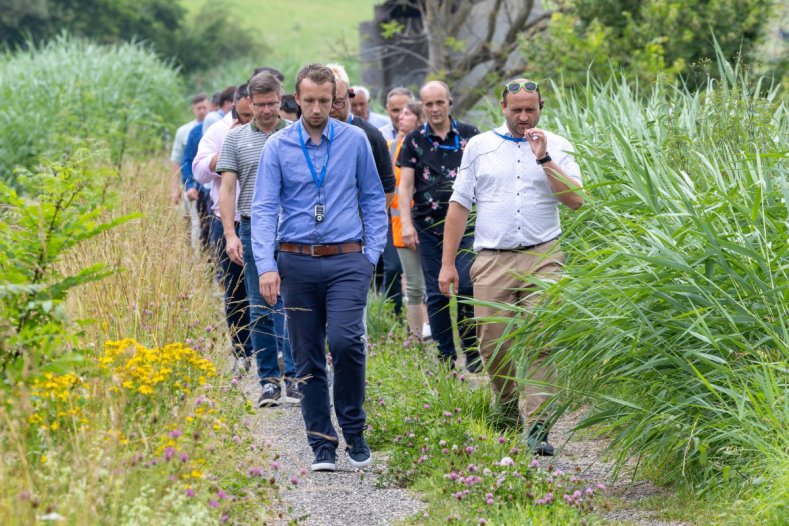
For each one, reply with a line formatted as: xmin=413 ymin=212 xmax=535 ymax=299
xmin=170 ymin=63 xmax=583 ymax=472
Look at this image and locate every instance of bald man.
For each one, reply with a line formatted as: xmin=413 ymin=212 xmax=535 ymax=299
xmin=397 ymin=80 xmax=481 ymax=372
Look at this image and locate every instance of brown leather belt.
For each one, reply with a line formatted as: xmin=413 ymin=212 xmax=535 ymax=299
xmin=279 ymin=241 xmax=363 ymax=257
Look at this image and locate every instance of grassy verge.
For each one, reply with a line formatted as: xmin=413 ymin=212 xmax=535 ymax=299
xmin=0 ymin=160 xmax=285 ymax=524
xmin=364 ymin=296 xmax=606 ymax=525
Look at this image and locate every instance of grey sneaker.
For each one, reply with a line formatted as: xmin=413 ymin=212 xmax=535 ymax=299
xmin=284 ymin=381 xmax=301 ymax=404
xmin=311 ymin=447 xmax=337 ymax=472
xmin=257 ymin=382 xmax=281 ymax=407
xmin=345 ymin=433 xmax=372 ymax=469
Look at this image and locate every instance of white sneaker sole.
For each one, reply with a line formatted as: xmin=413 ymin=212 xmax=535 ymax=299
xmin=311 ymin=461 xmax=336 ymax=472
xmin=346 ymin=452 xmax=373 ymax=469
xmin=258 ymin=398 xmax=281 ymax=408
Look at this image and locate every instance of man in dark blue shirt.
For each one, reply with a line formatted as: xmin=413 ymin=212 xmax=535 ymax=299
xmin=182 ymin=123 xmax=212 ymax=252
xmin=251 ymin=64 xmax=387 ymax=473
xmin=397 ymin=80 xmax=481 ymax=372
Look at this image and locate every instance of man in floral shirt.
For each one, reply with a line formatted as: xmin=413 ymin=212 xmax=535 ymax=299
xmin=397 ymin=80 xmax=481 ymax=371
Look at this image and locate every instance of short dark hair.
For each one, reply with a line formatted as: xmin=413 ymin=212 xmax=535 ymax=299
xmin=248 ymin=71 xmax=283 ymax=97
xmin=219 ymin=85 xmax=236 ymax=106
xmin=191 ymin=93 xmax=208 ymax=105
xmin=234 ymin=83 xmax=249 ymax=103
xmin=294 ymin=63 xmax=335 ymax=97
xmin=252 ymin=66 xmax=285 ymax=83
xmin=211 ymin=91 xmax=222 ymax=106
xmin=281 ymin=94 xmax=299 ymax=114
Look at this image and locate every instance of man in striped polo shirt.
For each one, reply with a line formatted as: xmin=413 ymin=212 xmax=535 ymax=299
xmin=217 ymin=71 xmax=297 ymax=407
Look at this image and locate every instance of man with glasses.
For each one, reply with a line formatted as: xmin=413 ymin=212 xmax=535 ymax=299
xmin=327 ymin=64 xmax=395 ymax=205
xmin=397 ymin=80 xmax=481 ymax=372
xmin=438 ymin=78 xmax=583 ymax=456
xmin=252 ymin=64 xmax=387 ymax=473
xmin=216 ymin=70 xmax=297 ymax=408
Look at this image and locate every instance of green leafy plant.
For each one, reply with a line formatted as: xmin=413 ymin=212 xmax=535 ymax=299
xmin=0 ymin=149 xmax=136 ymax=377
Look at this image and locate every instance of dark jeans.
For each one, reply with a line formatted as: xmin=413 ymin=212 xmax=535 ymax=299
xmin=209 ymin=217 xmax=253 ymax=358
xmin=279 ymin=250 xmax=373 ymax=452
xmin=197 ymin=188 xmax=213 ymax=252
xmin=382 ymin=222 xmax=403 ymax=315
xmin=416 ymin=224 xmax=477 ymax=361
xmin=238 ymin=220 xmax=295 ymax=386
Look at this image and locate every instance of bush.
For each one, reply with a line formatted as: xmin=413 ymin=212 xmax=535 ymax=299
xmin=0 ymin=35 xmax=182 ymax=184
xmin=497 ymin=57 xmax=787 ymax=518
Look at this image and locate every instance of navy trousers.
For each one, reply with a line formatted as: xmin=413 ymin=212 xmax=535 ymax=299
xmin=279 ymin=250 xmax=373 ymax=452
xmin=209 ymin=217 xmax=253 ymax=358
xmin=416 ymin=224 xmax=477 ymax=361
xmin=382 ymin=222 xmax=403 ymax=315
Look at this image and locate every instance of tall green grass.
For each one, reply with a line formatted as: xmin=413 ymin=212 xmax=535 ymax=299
xmin=0 ymin=35 xmax=182 ymax=184
xmin=498 ymin=62 xmax=787 ymax=521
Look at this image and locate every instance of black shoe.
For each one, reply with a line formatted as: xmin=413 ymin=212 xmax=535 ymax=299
xmin=345 ymin=433 xmax=373 ymax=469
xmin=284 ymin=381 xmax=301 ymax=404
xmin=465 ymin=356 xmax=483 ymax=373
xmin=311 ymin=447 xmax=337 ymax=472
xmin=526 ymin=423 xmax=555 ymax=457
xmin=257 ymin=382 xmax=281 ymax=407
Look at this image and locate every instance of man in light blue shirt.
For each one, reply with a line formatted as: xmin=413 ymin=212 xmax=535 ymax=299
xmin=251 ymin=63 xmax=386 ymax=473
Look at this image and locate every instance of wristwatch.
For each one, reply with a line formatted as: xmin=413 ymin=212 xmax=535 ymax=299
xmin=536 ymin=153 xmax=552 ymax=165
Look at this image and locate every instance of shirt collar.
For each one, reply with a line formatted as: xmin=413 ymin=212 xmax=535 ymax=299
xmin=424 ymin=117 xmax=459 ymax=139
xmin=250 ymin=118 xmax=287 ymax=134
xmin=297 ymin=117 xmax=334 ymax=144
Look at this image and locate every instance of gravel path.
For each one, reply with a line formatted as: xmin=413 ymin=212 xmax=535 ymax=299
xmin=241 ymin=378 xmax=426 ymax=526
xmin=236 ymin=352 xmax=689 ymax=526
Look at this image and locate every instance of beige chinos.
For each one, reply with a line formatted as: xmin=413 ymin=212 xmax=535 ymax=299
xmin=470 ymin=239 xmax=563 ymax=423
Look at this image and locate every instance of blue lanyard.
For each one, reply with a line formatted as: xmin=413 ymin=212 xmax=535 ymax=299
xmin=297 ymin=120 xmax=334 ymax=190
xmin=347 ymin=114 xmax=354 ymax=124
xmin=493 ymin=131 xmax=529 ymax=143
xmin=424 ymin=120 xmax=461 ymax=151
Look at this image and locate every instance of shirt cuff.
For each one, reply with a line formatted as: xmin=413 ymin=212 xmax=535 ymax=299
xmin=449 ymin=192 xmax=473 ymax=210
xmin=365 ymin=249 xmax=381 ymax=267
xmin=256 ymin=259 xmax=278 ymax=276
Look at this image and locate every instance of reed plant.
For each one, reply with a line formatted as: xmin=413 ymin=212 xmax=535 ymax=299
xmin=494 ymin=57 xmax=787 ymax=521
xmin=0 ymin=34 xmax=182 ymax=184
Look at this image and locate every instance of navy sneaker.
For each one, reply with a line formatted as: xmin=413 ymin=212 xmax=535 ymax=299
xmin=257 ymin=382 xmax=281 ymax=408
xmin=284 ymin=381 xmax=302 ymax=404
xmin=311 ymin=447 xmax=337 ymax=472
xmin=345 ymin=433 xmax=373 ymax=469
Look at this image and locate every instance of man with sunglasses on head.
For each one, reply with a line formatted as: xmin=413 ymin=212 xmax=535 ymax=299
xmin=438 ymin=79 xmax=583 ymax=456
xmin=398 ymin=80 xmax=482 ymax=372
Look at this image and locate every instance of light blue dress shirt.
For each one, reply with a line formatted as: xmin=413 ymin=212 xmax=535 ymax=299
xmin=251 ymin=117 xmax=387 ymax=275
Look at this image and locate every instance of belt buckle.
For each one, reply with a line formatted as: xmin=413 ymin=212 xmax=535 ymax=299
xmin=310 ymin=244 xmax=324 ymax=257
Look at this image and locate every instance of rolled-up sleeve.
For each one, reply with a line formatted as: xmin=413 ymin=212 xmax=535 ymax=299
xmin=251 ymin=138 xmax=282 ymax=275
xmin=193 ymin=125 xmax=226 ymax=186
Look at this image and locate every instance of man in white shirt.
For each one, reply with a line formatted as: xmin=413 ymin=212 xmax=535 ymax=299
xmin=438 ymin=79 xmax=583 ymax=456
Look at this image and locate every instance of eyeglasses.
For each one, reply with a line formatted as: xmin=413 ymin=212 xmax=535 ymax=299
xmin=331 ymin=98 xmax=347 ymax=109
xmin=503 ymin=81 xmax=539 ymax=95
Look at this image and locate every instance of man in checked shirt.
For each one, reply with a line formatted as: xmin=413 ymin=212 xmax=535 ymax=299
xmin=439 ymin=79 xmax=584 ymax=456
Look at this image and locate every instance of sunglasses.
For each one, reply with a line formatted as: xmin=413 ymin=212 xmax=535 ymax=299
xmin=504 ymin=81 xmax=539 ymax=95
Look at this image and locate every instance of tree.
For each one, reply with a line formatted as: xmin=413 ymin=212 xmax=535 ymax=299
xmin=366 ymin=0 xmax=560 ymax=114
xmin=529 ymin=0 xmax=775 ymax=87
xmin=365 ymin=0 xmax=777 ymax=114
